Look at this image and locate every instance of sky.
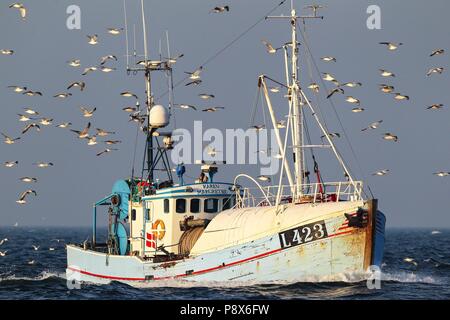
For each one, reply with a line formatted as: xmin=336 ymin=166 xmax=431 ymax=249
xmin=0 ymin=0 xmax=449 ymax=228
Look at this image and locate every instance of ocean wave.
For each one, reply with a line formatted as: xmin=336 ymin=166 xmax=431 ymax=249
xmin=0 ymin=270 xmax=66 ymax=283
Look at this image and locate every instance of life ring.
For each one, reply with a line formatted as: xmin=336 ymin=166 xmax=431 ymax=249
xmin=152 ymin=219 xmax=166 ymax=240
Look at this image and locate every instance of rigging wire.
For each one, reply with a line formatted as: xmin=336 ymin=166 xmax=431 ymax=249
xmin=297 ymin=21 xmax=374 ymax=198
xmin=155 ymin=0 xmax=288 ymax=102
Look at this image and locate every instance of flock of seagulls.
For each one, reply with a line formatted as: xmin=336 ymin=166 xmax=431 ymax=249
xmin=0 ymin=237 xmax=64 ymax=261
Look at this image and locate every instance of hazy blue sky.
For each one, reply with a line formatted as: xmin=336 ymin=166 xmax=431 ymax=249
xmin=1 ymin=0 xmax=449 ymax=228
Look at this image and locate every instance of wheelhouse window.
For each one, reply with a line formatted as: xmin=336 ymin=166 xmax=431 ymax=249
xmin=176 ymin=199 xmax=186 ymax=213
xmin=163 ymin=199 xmax=170 ymax=213
xmin=204 ymin=198 xmax=219 ymax=213
xmin=190 ymin=198 xmax=200 ymax=213
xmin=222 ymin=196 xmax=235 ymax=210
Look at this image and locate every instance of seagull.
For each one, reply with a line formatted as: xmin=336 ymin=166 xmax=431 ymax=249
xmin=18 ymin=114 xmax=32 ymax=122
xmin=100 ymin=66 xmax=116 ymax=73
xmin=67 ymin=81 xmax=86 ymax=91
xmin=22 ymin=123 xmax=40 ymax=134
xmin=104 ymin=140 xmax=122 ymax=145
xmin=379 ymin=42 xmax=403 ymax=51
xmin=427 ymin=104 xmax=444 ymax=110
xmin=351 ymin=108 xmax=365 ymax=113
xmin=210 ymin=6 xmax=230 ymax=13
xmin=16 ymin=189 xmax=37 ymax=204
xmin=19 ymin=177 xmax=38 ymax=183
xmin=96 ymin=148 xmax=119 ymax=156
xmin=185 ymin=79 xmax=202 ymax=87
xmin=379 ymin=84 xmax=394 ymax=93
xmin=87 ymin=34 xmax=99 ymax=45
xmin=82 ymin=66 xmax=97 ymax=75
xmin=33 ymin=162 xmax=54 ymax=168
xmin=393 ymin=93 xmax=409 ymax=101
xmin=434 ymin=172 xmax=450 ymax=177
xmin=379 ymin=69 xmax=395 ymax=77
xmin=175 ymin=104 xmax=197 ymax=111
xmin=251 ymin=125 xmax=265 ymax=131
xmin=100 ymin=55 xmax=118 ymax=65
xmin=107 ymin=27 xmax=123 ymax=35
xmin=23 ymin=108 xmax=39 ymax=115
xmin=4 ymin=161 xmax=18 ymax=168
xmin=0 ymin=251 xmax=7 ymax=257
xmin=165 ymin=53 xmax=184 ymax=65
xmin=55 ymin=122 xmax=72 ymax=129
xmin=383 ymin=133 xmax=398 ymax=142
xmin=96 ymin=128 xmax=115 ymax=137
xmin=1 ymin=133 xmax=20 ymax=144
xmin=9 ymin=3 xmax=26 ymax=20
xmin=122 ymin=106 xmax=137 ymax=113
xmin=276 ymin=120 xmax=286 ymax=129
xmin=261 ymin=39 xmax=281 ymax=54
xmin=39 ymin=118 xmax=53 ymax=126
xmin=8 ymin=85 xmax=27 ymax=93
xmin=184 ymin=67 xmax=203 ymax=80
xmin=120 ymin=91 xmax=138 ymax=99
xmin=269 ymin=86 xmax=280 ymax=93
xmin=372 ymin=169 xmax=389 ymax=176
xmin=426 ymin=67 xmax=444 ymax=76
xmin=49 ymin=247 xmax=55 ymax=251
xmin=257 ymin=175 xmax=271 ymax=182
xmin=326 ymin=88 xmax=344 ymax=99
xmin=345 ymin=96 xmax=360 ymax=105
xmin=71 ymin=122 xmax=91 ymax=139
xmin=308 ymin=83 xmax=320 ymax=93
xmin=0 ymin=49 xmax=14 ymax=55
xmin=431 ymin=230 xmax=441 ymax=235
xmin=341 ymin=82 xmax=362 ymax=88
xmin=322 ymin=73 xmax=336 ymax=82
xmin=199 ymin=93 xmax=215 ymax=100
xmin=80 ymin=107 xmax=96 ymax=118
xmin=430 ymin=49 xmax=445 ymax=57
xmin=0 ymin=239 xmax=8 ymax=246
xmin=67 ymin=59 xmax=81 ymax=67
xmin=362 ymin=120 xmax=383 ymax=131
xmin=320 ymin=132 xmax=341 ymax=139
xmin=321 ymin=56 xmax=336 ymax=62
xmin=23 ymin=90 xmax=43 ymax=97
xmin=403 ymin=257 xmax=418 ymax=266
xmin=53 ymin=92 xmax=72 ymax=99
xmin=86 ymin=136 xmax=97 ymax=146
xmin=202 ymin=107 xmax=225 ymax=112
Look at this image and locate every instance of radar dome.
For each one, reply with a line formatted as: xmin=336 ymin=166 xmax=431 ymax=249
xmin=149 ymin=105 xmax=169 ymax=128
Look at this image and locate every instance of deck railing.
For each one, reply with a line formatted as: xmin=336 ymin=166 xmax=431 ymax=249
xmin=234 ymin=181 xmax=363 ymax=208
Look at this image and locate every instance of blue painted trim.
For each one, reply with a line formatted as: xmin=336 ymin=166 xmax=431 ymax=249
xmin=372 ymin=210 xmax=386 ymax=267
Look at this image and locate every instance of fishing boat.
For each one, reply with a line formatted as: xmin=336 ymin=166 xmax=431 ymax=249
xmin=66 ymin=1 xmax=386 ymax=285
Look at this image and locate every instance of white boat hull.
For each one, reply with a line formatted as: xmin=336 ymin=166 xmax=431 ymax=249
xmin=66 ymin=200 xmax=386 ymax=286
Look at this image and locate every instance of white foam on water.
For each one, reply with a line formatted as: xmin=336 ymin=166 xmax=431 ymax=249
xmin=0 ymin=270 xmax=66 ymax=282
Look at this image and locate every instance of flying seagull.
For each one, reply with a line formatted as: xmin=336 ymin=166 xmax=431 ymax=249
xmin=96 ymin=148 xmax=119 ymax=157
xmin=184 ymin=67 xmax=203 ymax=80
xmin=379 ymin=69 xmax=395 ymax=77
xmin=361 ymin=120 xmax=383 ymax=131
xmin=56 ymin=122 xmax=72 ymax=128
xmin=426 ymin=67 xmax=444 ymax=76
xmin=308 ymin=83 xmax=320 ymax=93
xmin=67 ymin=81 xmax=86 ymax=91
xmin=434 ymin=172 xmax=450 ymax=177
xmin=185 ymin=79 xmax=202 ymax=87
xmin=175 ymin=104 xmax=197 ymax=111
xmin=96 ymin=128 xmax=115 ymax=137
xmin=393 ymin=93 xmax=409 ymax=101
xmin=53 ymin=92 xmax=72 ymax=99
xmin=9 ymin=3 xmax=26 ymax=20
xmin=120 ymin=91 xmax=138 ymax=99
xmin=210 ymin=6 xmax=230 ymax=13
xmin=1 ymin=133 xmax=20 ymax=144
xmin=23 ymin=90 xmax=43 ymax=97
xmin=4 ymin=161 xmax=18 ymax=168
xmin=427 ymin=104 xmax=444 ymax=110
xmin=23 ymin=108 xmax=39 ymax=115
xmin=107 ymin=27 xmax=123 ymax=35
xmin=87 ymin=34 xmax=99 ymax=45
xmin=202 ymin=107 xmax=225 ymax=112
xmin=341 ymin=82 xmax=362 ymax=88
xmin=321 ymin=56 xmax=336 ymax=62
xmin=8 ymin=85 xmax=27 ymax=93
xmin=71 ymin=122 xmax=91 ymax=139
xmin=345 ymin=96 xmax=360 ymax=105
xmin=82 ymin=67 xmax=97 ymax=75
xmin=379 ymin=42 xmax=403 ymax=51
xmin=100 ymin=55 xmax=118 ymax=65
xmin=165 ymin=54 xmax=184 ymax=65
xmin=430 ymin=49 xmax=444 ymax=57
xmin=39 ymin=118 xmax=53 ymax=126
xmin=33 ymin=162 xmax=54 ymax=168
xmin=80 ymin=107 xmax=96 ymax=118
xmin=22 ymin=123 xmax=40 ymax=134
xmin=19 ymin=177 xmax=37 ymax=183
xmin=0 ymin=49 xmax=14 ymax=55
xmin=383 ymin=133 xmax=398 ymax=142
xmin=372 ymin=169 xmax=389 ymax=176
xmin=261 ymin=39 xmax=281 ymax=54
xmin=16 ymin=189 xmax=37 ymax=204
xmin=326 ymin=88 xmax=344 ymax=99
xmin=322 ymin=73 xmax=336 ymax=82
xmin=379 ymin=84 xmax=394 ymax=93
xmin=67 ymin=59 xmax=81 ymax=67
xmin=351 ymin=107 xmax=365 ymax=113
xmin=199 ymin=93 xmax=215 ymax=100
xmin=104 ymin=140 xmax=122 ymax=145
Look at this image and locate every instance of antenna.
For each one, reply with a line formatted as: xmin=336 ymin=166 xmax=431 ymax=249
xmin=141 ymin=0 xmax=149 ymax=62
xmin=165 ymin=30 xmax=171 ymax=60
xmin=123 ymin=0 xmax=130 ymax=69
